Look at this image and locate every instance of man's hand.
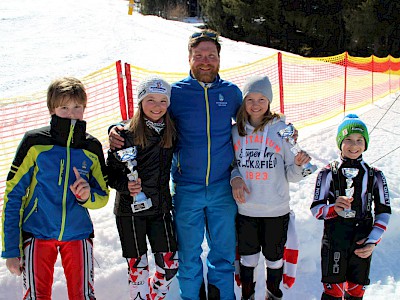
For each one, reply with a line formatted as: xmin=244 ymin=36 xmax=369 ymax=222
xmin=6 ymin=257 xmax=22 ymax=276
xmin=70 ymin=167 xmax=90 ymax=202
xmin=354 ymin=238 xmax=375 ymax=258
xmin=231 ymin=177 xmax=250 ymax=203
xmin=128 ymin=178 xmax=142 ymax=197
xmin=109 ymin=125 xmax=125 ymax=150
xmin=334 ymin=196 xmax=353 ymax=214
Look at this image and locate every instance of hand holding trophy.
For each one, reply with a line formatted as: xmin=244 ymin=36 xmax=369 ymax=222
xmin=338 ymin=168 xmax=358 ymax=218
xmin=115 ymin=146 xmax=152 ymax=213
xmin=278 ymin=123 xmax=318 ymax=177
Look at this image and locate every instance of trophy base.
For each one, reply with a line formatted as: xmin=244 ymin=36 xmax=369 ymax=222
xmin=131 ymin=193 xmax=152 ymax=213
xmin=337 ymin=209 xmax=356 ymax=218
xmin=301 ymin=163 xmax=318 ymax=177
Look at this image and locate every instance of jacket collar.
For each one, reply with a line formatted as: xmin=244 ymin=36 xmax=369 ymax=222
xmin=340 ymin=155 xmax=363 ymax=167
xmin=189 ymin=71 xmax=220 ymax=88
xmin=50 ymin=114 xmax=86 ymax=147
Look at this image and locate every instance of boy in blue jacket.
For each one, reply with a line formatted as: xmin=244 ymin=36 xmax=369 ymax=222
xmin=2 ymin=77 xmax=109 ymax=300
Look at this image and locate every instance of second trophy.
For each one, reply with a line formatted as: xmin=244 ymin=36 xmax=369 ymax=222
xmin=114 ymin=146 xmax=152 ymax=213
xmin=278 ymin=123 xmax=318 ymax=177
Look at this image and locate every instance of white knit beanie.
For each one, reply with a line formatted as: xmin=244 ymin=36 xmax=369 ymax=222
xmin=242 ymin=75 xmax=273 ymax=103
xmin=137 ymin=75 xmax=171 ymax=106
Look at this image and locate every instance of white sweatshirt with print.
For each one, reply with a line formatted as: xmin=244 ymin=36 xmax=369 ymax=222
xmin=231 ymin=116 xmax=304 ymax=217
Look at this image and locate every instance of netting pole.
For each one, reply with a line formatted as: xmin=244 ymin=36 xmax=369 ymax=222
xmin=125 ymin=62 xmax=134 ymax=119
xmin=343 ymin=51 xmax=348 ymax=114
xmin=371 ymin=55 xmax=374 ymax=103
xmin=278 ymin=52 xmax=284 ymax=114
xmin=116 ymin=60 xmax=127 ymax=120
xmin=389 ymin=55 xmax=392 ymax=94
xmin=128 ymin=0 xmax=134 ymax=15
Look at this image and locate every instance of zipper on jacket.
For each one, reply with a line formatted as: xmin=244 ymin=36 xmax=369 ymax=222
xmin=23 ymin=198 xmax=38 ymax=223
xmin=58 ymin=120 xmax=76 ymax=241
xmin=58 ymin=159 xmax=65 ymax=186
xmin=204 ymin=86 xmax=211 ymax=186
xmin=177 ymin=151 xmax=181 ymax=174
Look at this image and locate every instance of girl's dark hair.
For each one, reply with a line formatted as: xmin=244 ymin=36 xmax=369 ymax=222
xmin=236 ymin=102 xmax=282 ymax=136
xmin=128 ymin=103 xmax=176 ymax=148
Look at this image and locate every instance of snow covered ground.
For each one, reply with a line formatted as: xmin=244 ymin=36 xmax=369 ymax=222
xmin=1 ymin=0 xmax=400 ymax=299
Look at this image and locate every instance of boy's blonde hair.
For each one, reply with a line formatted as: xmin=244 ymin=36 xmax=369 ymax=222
xmin=47 ymin=77 xmax=87 ymax=113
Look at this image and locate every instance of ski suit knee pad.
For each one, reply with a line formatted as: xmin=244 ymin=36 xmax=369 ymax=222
xmin=323 ymin=282 xmax=345 ymax=298
xmin=240 ymin=253 xmax=260 ymax=268
xmin=345 ymin=281 xmax=365 ymax=299
xmin=265 ymin=258 xmax=283 ymax=269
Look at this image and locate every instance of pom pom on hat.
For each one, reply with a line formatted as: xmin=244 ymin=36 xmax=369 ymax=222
xmin=336 ymin=114 xmax=369 ymax=150
xmin=137 ymin=75 xmax=171 ymax=106
xmin=242 ymin=75 xmax=273 ymax=103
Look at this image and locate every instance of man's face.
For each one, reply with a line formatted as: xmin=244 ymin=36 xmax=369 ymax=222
xmin=189 ymin=41 xmax=220 ymax=83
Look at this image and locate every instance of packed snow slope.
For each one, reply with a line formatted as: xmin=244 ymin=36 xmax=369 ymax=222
xmin=1 ymin=0 xmax=399 ymax=299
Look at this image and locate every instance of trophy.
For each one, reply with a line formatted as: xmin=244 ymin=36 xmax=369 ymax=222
xmin=115 ymin=147 xmax=152 ymax=213
xmin=278 ymin=124 xmax=318 ymax=177
xmin=338 ymin=168 xmax=358 ymax=218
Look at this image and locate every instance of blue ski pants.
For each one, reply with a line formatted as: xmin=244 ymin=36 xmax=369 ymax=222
xmin=173 ymin=180 xmax=237 ymax=300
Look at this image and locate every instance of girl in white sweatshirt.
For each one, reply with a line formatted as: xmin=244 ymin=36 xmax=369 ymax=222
xmin=231 ymin=75 xmax=311 ymax=300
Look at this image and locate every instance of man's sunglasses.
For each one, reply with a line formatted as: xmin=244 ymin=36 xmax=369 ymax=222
xmin=190 ymin=31 xmax=218 ymax=40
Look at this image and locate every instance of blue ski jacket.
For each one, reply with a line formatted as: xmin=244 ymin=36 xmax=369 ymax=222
xmin=1 ymin=115 xmax=109 ymax=258
xmin=169 ymin=73 xmax=242 ymax=185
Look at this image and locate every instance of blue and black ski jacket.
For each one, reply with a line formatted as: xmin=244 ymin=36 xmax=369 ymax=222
xmin=1 ymin=115 xmax=109 ymax=258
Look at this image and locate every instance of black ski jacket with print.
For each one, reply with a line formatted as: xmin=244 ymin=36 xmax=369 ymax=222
xmin=106 ymin=127 xmax=174 ymax=217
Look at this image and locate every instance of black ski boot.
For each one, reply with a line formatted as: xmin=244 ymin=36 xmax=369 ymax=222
xmin=200 ymin=282 xmax=207 ymax=300
xmin=266 ymin=267 xmax=283 ymax=300
xmin=240 ymin=264 xmax=256 ymax=300
xmin=199 ymin=282 xmax=221 ymax=300
xmin=207 ymin=284 xmax=220 ymax=300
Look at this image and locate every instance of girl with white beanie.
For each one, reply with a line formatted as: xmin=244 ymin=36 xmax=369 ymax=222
xmin=106 ymin=75 xmax=178 ymax=300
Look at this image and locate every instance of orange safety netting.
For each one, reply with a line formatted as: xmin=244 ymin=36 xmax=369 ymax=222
xmin=125 ymin=53 xmax=400 ymax=128
xmin=1 ymin=53 xmax=400 ymax=224
xmin=0 ymin=62 xmax=122 ymax=220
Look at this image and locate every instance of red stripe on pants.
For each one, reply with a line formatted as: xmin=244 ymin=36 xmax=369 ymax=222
xmin=23 ymin=238 xmax=94 ymax=300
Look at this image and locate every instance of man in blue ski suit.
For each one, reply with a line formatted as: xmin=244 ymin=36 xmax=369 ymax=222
xmin=169 ymin=30 xmax=242 ymax=300
xmin=109 ymin=30 xmax=241 ymax=299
